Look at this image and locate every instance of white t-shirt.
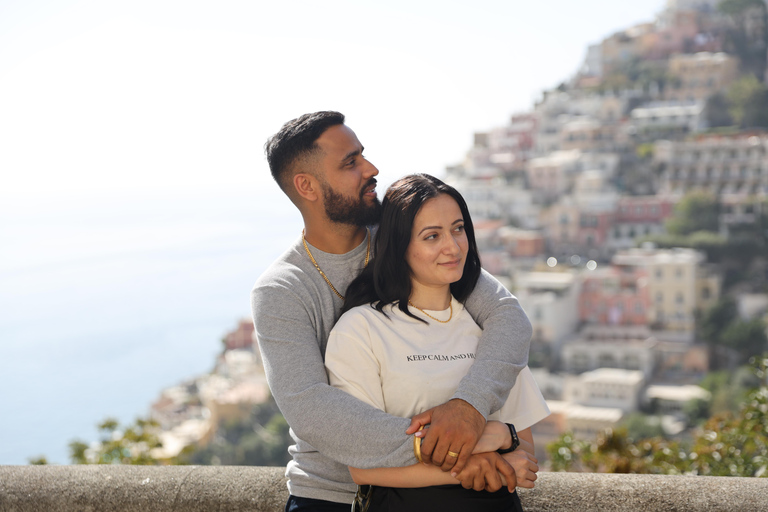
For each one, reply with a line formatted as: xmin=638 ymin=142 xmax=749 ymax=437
xmin=325 ymin=297 xmax=549 ymax=431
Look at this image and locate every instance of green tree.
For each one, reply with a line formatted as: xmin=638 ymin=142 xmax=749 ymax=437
xmin=721 ymin=318 xmax=768 ymax=363
xmin=69 ymin=417 xmax=166 ymax=465
xmin=183 ymin=397 xmax=292 ymax=466
xmin=719 ymin=0 xmax=768 ymax=79
xmin=665 ymin=191 xmax=720 ymax=236
xmin=705 ymin=93 xmax=734 ymax=128
xmin=726 ymin=75 xmax=768 ymax=128
xmin=548 ymin=355 xmax=768 ymax=477
xmin=620 ymin=412 xmax=665 ymax=441
xmin=698 ymin=297 xmax=738 ymax=346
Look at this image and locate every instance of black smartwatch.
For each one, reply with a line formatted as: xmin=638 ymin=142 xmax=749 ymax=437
xmin=497 ymin=423 xmax=519 ymax=454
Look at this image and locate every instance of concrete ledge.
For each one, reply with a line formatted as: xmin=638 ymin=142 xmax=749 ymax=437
xmin=1 ymin=466 xmax=767 ymax=512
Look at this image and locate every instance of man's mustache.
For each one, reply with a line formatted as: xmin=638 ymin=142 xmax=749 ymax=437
xmin=361 ymin=178 xmax=377 ymax=197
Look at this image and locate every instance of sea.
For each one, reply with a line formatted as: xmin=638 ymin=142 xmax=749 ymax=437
xmin=0 ymin=184 xmax=303 ymax=464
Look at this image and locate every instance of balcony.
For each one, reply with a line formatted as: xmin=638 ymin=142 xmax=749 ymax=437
xmin=1 ymin=466 xmax=767 ymax=511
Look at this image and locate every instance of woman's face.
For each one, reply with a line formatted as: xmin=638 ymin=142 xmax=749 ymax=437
xmin=405 ymin=194 xmax=469 ymax=292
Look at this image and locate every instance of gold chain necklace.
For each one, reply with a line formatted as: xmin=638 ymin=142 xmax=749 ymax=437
xmin=408 ymin=300 xmax=453 ymax=323
xmin=302 ymin=229 xmax=370 ymax=300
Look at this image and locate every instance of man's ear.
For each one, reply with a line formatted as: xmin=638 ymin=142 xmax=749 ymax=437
xmin=293 ymin=173 xmax=320 ymax=202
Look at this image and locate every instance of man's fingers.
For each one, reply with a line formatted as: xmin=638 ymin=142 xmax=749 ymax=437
xmin=450 ymin=444 xmax=472 ymax=475
xmin=495 ymin=455 xmax=517 ymax=492
xmin=440 ymin=446 xmax=463 ymax=472
xmin=428 ymin=437 xmax=452 ymax=467
xmin=406 ymin=409 xmax=434 ymax=435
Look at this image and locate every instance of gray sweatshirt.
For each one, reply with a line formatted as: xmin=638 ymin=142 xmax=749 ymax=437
xmin=250 ymin=234 xmax=531 ymax=504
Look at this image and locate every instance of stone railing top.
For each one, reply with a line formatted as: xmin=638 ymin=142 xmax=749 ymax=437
xmin=1 ymin=465 xmax=768 ymax=512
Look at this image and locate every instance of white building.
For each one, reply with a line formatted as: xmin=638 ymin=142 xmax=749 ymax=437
xmin=630 ymin=100 xmax=706 ymax=133
xmin=564 ymin=368 xmax=646 ymax=412
xmin=561 ymin=325 xmax=658 ymax=373
xmin=514 ymin=271 xmax=580 ymax=346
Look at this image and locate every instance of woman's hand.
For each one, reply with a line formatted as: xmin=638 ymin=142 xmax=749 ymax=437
xmin=501 ymin=449 xmax=538 ymax=489
xmin=452 ymin=452 xmax=517 ymax=492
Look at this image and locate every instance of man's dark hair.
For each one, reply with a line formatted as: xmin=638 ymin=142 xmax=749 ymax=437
xmin=342 ymin=173 xmax=482 ymax=322
xmin=264 ymin=111 xmax=345 ymax=193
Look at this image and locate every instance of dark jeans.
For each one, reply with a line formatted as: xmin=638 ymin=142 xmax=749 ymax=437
xmin=367 ymin=485 xmax=523 ymax=512
xmin=285 ymin=495 xmax=349 ymax=512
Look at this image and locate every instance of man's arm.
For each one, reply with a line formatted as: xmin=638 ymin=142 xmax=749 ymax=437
xmin=251 ymin=279 xmax=415 ymax=469
xmin=411 ymin=270 xmax=531 ymax=471
xmin=458 ymin=269 xmax=532 ymax=415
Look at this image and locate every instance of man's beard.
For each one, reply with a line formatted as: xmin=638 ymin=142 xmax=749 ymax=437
xmin=322 ymin=180 xmax=382 ymax=227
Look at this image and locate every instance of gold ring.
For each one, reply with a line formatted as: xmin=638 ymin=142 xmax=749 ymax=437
xmin=447 ymin=450 xmax=459 ymax=458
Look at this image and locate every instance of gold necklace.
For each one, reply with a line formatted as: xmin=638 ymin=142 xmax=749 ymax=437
xmin=302 ymin=229 xmax=370 ymax=300
xmin=408 ymin=300 xmax=453 ymax=323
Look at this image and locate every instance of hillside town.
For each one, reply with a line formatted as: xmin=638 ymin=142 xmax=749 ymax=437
xmin=145 ymin=0 xmax=768 ymax=464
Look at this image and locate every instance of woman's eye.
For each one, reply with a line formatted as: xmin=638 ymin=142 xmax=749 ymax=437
xmin=425 ymin=234 xmax=437 ymax=240
xmin=454 ymin=225 xmax=465 ymax=232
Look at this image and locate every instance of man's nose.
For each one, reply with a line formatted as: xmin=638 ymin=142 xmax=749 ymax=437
xmin=364 ymin=158 xmax=379 ymax=178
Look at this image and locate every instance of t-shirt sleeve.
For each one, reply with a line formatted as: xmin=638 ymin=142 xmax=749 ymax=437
xmin=459 ymin=269 xmax=532 ymax=418
xmin=325 ymin=312 xmax=387 ymax=412
xmin=251 ymin=277 xmax=415 ymax=469
xmin=496 ymin=366 xmax=551 ymax=431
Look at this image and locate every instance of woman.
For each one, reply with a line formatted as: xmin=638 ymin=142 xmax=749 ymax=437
xmin=324 ymin=174 xmax=549 ymax=511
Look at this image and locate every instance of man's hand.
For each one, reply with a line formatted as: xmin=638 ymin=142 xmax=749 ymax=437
xmin=501 ymin=449 xmax=538 ymax=489
xmin=406 ymin=399 xmax=485 ymax=474
xmin=452 ymin=452 xmax=517 ymax=492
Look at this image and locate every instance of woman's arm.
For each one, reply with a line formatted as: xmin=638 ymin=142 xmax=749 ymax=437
xmin=350 ymin=451 xmax=517 ymax=493
xmin=350 ymin=427 xmax=538 ymax=490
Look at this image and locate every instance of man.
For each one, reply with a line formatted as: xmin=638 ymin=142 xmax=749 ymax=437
xmin=251 ymin=111 xmax=531 ymax=511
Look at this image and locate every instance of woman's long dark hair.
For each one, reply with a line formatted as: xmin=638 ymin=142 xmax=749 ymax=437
xmin=342 ymin=173 xmax=481 ymax=322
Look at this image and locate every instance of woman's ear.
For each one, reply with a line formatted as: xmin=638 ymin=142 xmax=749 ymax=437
xmin=293 ymin=173 xmax=320 ymax=202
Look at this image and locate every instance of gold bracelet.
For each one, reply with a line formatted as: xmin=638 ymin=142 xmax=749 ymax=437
xmin=413 ymin=425 xmax=425 ymax=462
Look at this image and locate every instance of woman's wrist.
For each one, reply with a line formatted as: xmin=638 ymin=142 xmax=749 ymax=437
xmin=473 ymin=420 xmax=510 ymax=453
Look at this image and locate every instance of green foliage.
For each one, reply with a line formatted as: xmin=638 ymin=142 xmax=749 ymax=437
xmin=635 ymin=143 xmax=654 ymax=159
xmin=698 ymin=297 xmax=738 ymax=346
xmin=705 ymin=93 xmax=734 ymax=128
xmin=665 ymin=191 xmax=720 ymax=236
xmin=28 ymin=456 xmax=48 ymax=465
xmin=69 ymin=417 xmax=166 ymax=465
xmin=620 ymin=413 xmax=666 ymax=441
xmin=726 ymin=75 xmax=768 ymax=128
xmin=183 ymin=397 xmax=291 ymax=466
xmin=699 ymin=297 xmax=768 ymax=363
xmin=684 ymin=398 xmax=712 ymax=427
xmin=718 ymin=0 xmax=768 ymax=79
xmin=721 ymin=318 xmax=768 ymax=363
xmin=547 ymin=355 xmax=768 ymax=477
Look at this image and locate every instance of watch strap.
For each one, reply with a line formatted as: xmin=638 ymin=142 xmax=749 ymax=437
xmin=497 ymin=423 xmax=519 ymax=454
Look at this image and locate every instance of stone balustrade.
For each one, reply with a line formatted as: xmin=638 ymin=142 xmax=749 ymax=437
xmin=1 ymin=465 xmax=767 ymax=511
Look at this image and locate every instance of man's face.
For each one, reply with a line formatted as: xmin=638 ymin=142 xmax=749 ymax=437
xmin=314 ymin=124 xmax=382 ymax=227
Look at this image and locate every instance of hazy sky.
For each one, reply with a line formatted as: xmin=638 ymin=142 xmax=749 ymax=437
xmin=1 ymin=0 xmax=666 ymax=209
xmin=2 ymin=0 xmax=673 ymax=465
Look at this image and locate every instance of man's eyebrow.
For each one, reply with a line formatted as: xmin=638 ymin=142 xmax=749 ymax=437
xmin=341 ymin=146 xmax=364 ymax=163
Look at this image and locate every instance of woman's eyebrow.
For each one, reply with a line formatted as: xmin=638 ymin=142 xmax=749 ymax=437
xmin=417 ymin=219 xmax=463 ymax=235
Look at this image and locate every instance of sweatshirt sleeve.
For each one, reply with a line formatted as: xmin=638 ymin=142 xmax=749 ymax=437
xmin=456 ymin=269 xmax=532 ymax=418
xmin=251 ymin=279 xmax=416 ymax=470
